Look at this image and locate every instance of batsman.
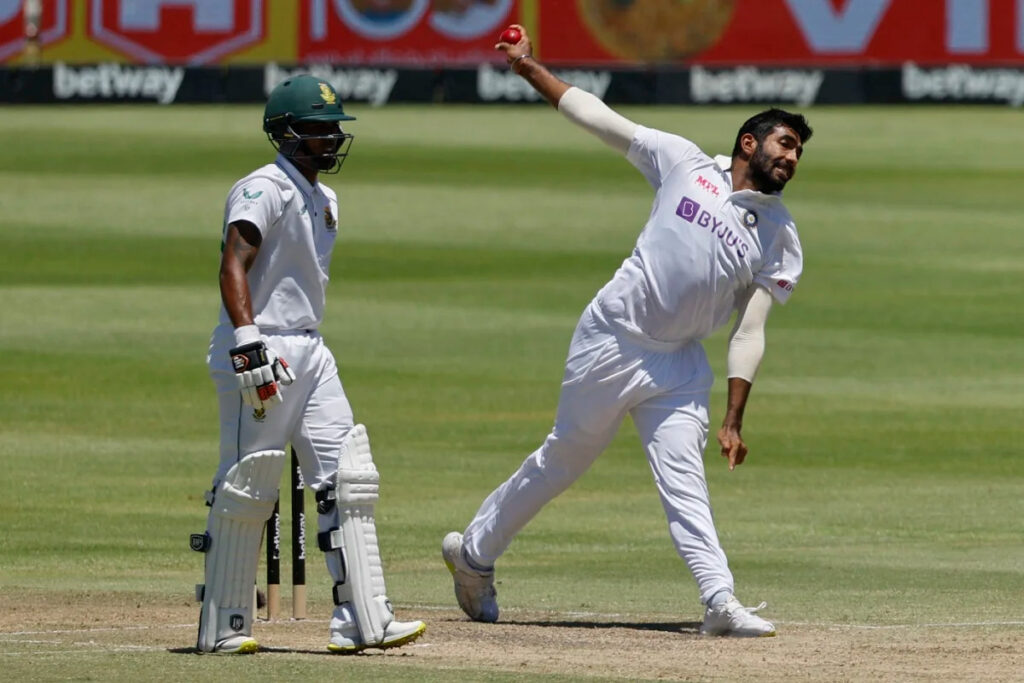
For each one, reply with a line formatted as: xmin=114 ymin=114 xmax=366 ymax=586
xmin=190 ymin=75 xmax=425 ymax=654
xmin=443 ymin=26 xmax=812 ymax=637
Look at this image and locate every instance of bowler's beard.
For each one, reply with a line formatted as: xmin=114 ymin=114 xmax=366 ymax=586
xmin=749 ymin=145 xmax=789 ymax=194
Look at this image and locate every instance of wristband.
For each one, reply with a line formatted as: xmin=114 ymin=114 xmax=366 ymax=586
xmin=509 ymin=54 xmax=532 ymax=72
xmin=233 ymin=324 xmax=261 ymax=347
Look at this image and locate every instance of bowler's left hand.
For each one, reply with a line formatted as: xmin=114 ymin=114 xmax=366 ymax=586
xmin=717 ymin=424 xmax=748 ymax=471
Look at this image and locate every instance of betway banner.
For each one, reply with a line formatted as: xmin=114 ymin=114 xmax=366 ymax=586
xmin=6 ymin=62 xmax=1024 ymax=107
xmin=4 ymin=1 xmax=1024 ymax=66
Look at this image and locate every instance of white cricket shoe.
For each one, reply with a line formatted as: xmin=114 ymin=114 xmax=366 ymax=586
xmin=442 ymin=531 xmax=499 ymax=623
xmin=208 ymin=635 xmax=259 ymax=654
xmin=327 ymin=614 xmax=426 ymax=654
xmin=700 ymin=596 xmax=777 ymax=637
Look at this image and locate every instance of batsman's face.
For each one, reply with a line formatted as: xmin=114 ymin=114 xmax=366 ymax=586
xmin=749 ymin=125 xmax=803 ymax=193
xmin=295 ymin=121 xmax=346 ymax=171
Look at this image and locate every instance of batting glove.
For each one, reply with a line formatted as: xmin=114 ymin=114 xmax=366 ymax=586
xmin=230 ymin=326 xmax=296 ymax=411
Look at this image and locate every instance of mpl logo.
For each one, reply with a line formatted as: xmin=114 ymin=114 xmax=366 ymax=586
xmin=89 ymin=0 xmax=265 ymax=65
xmin=695 ymin=175 xmax=721 ymax=197
xmin=0 ymin=0 xmax=69 ymax=62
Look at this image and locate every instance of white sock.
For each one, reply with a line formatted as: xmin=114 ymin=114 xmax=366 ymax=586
xmin=708 ymin=590 xmax=731 ymax=608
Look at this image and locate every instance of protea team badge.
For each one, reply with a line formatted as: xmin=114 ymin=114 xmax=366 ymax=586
xmin=319 ymin=83 xmax=336 ymax=104
xmin=324 ymin=205 xmax=337 ymax=231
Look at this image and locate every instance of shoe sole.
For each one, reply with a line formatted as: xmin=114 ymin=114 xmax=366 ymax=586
xmin=441 ymin=532 xmax=462 ymax=576
xmin=206 ymin=638 xmax=259 ymax=654
xmin=699 ymin=629 xmax=777 ymax=638
xmin=327 ymin=622 xmax=427 ymax=654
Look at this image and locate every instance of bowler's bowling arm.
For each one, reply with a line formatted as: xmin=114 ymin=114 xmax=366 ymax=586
xmin=512 ymin=58 xmax=637 ymax=155
xmin=510 ymin=55 xmax=571 ymax=107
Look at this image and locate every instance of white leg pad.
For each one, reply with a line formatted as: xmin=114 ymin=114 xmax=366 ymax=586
xmin=319 ymin=425 xmax=390 ymax=645
xmin=196 ymin=450 xmax=286 ymax=653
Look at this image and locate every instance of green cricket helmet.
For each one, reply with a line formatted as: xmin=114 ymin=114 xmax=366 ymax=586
xmin=263 ymin=75 xmax=356 ymax=174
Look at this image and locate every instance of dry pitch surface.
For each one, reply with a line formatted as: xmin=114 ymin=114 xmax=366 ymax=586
xmin=1 ymin=590 xmax=1020 ymax=682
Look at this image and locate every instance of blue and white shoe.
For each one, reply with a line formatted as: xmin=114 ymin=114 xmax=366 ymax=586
xmin=442 ymin=531 xmax=499 ymax=623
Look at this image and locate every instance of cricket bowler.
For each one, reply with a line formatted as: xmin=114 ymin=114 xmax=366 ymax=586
xmin=443 ymin=26 xmax=812 ymax=637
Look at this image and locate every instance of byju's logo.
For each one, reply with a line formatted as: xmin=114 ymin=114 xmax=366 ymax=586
xmin=675 ymin=195 xmax=751 ymax=260
xmin=676 ymin=196 xmax=701 ymax=222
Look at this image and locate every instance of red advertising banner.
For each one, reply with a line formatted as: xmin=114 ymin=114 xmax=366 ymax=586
xmin=541 ymin=0 xmax=1024 ymax=66
xmin=3 ymin=0 xmax=1024 ymax=66
xmin=299 ymin=0 xmax=519 ymax=65
xmin=87 ymin=0 xmax=266 ymax=64
xmin=0 ymin=0 xmax=68 ymax=61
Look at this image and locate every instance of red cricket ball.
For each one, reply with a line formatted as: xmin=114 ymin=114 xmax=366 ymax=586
xmin=500 ymin=27 xmax=522 ymax=44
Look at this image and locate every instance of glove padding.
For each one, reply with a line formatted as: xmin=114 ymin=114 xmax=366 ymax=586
xmin=229 ymin=340 xmax=296 ymax=412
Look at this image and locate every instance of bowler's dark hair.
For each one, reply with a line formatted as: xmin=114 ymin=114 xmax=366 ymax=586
xmin=731 ymin=108 xmax=813 ymax=157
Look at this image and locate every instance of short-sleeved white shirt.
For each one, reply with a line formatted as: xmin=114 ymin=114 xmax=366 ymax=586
xmin=595 ymin=125 xmax=802 ymax=346
xmin=217 ymin=154 xmax=340 ymax=332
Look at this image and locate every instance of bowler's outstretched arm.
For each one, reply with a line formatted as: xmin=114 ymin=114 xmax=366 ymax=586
xmin=496 ymin=24 xmax=637 ymax=153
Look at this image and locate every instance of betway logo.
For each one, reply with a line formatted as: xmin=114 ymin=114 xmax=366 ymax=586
xmin=53 ymin=63 xmax=184 ymax=104
xmin=478 ymin=63 xmax=611 ymax=102
xmin=691 ymin=66 xmax=824 ymax=107
xmin=903 ymin=63 xmax=1024 ymax=107
xmin=265 ymin=63 xmax=398 ymax=107
xmin=676 ymin=196 xmax=750 ymax=260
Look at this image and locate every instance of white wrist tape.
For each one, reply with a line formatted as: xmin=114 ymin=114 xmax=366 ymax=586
xmin=557 ymin=87 xmax=638 ymax=155
xmin=233 ymin=324 xmax=261 ymax=347
xmin=726 ymin=286 xmax=773 ymax=382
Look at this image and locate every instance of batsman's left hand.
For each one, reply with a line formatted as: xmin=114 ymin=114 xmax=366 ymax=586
xmin=717 ymin=424 xmax=748 ymax=471
xmin=229 ymin=339 xmax=296 ymax=412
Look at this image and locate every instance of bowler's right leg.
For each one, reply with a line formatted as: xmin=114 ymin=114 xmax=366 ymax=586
xmin=444 ymin=305 xmax=634 ymax=621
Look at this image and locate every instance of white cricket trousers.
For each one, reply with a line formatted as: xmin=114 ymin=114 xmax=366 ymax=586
xmin=207 ymin=326 xmax=355 ymax=493
xmin=463 ymin=303 xmax=735 ymax=604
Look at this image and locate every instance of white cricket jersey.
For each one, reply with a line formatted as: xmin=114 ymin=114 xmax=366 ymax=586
xmin=595 ymin=125 xmax=803 ymax=346
xmin=218 ymin=154 xmax=340 ymax=332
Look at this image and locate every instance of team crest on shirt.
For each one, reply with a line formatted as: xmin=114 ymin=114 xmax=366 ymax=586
xmin=324 ymin=205 xmax=337 ymax=231
xmin=252 ymin=407 xmax=266 ymax=422
xmin=743 ymin=210 xmax=758 ymax=229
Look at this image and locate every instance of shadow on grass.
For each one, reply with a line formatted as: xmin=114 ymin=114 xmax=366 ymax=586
xmin=167 ymin=646 xmax=398 ymax=656
xmin=498 ymin=619 xmax=701 ymax=634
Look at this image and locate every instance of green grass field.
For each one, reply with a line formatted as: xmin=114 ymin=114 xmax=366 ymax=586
xmin=1 ymin=103 xmax=1022 ymax=681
